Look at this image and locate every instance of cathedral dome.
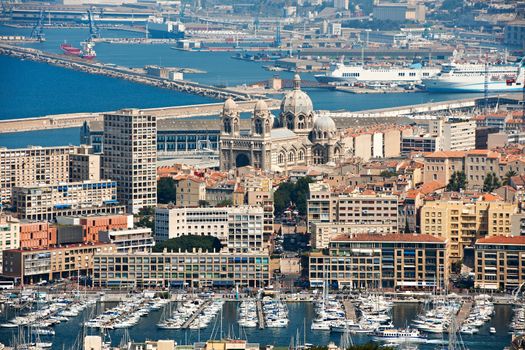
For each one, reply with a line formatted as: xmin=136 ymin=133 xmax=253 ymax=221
xmin=254 ymin=100 xmax=269 ymax=114
xmin=223 ymin=97 xmax=238 ymax=114
xmin=313 ymin=115 xmax=336 ymax=132
xmin=280 ymin=74 xmax=313 ymax=116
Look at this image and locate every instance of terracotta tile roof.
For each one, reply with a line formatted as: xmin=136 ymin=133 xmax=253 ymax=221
xmin=418 ymin=181 xmax=445 ymax=195
xmin=424 ymin=151 xmax=466 ymax=158
xmin=476 ymin=236 xmax=525 ymax=245
xmin=481 ymin=193 xmax=502 ymax=201
xmin=331 ymin=233 xmax=445 ymax=243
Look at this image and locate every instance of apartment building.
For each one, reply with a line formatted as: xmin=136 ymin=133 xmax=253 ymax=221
xmin=99 ymin=227 xmax=155 ymax=253
xmin=174 ymin=176 xmax=206 ymax=207
xmin=431 ymin=118 xmax=476 ymax=152
xmin=103 ymin=109 xmax=157 ymax=214
xmin=0 ymin=145 xmax=76 ymax=203
xmin=19 ymin=221 xmax=57 ymax=249
xmin=307 ymin=182 xmax=399 ymax=231
xmin=12 ymin=180 xmax=123 ymax=221
xmin=2 ymin=242 xmax=116 ymax=284
xmin=311 ymin=222 xmax=398 ymax=249
xmin=423 ymin=150 xmax=525 ymax=190
xmin=0 ymin=215 xmax=20 ymax=273
xmin=420 ymin=200 xmax=517 ymax=263
xmin=154 ymin=206 xmax=265 ymax=253
xmin=56 ymin=214 xmax=132 ymax=243
xmin=92 ymin=250 xmax=270 ymax=289
xmin=69 ymin=145 xmax=100 ymax=182
xmin=474 ymin=236 xmax=525 ymax=291
xmin=309 ymin=234 xmax=447 ymax=291
xmin=246 ymin=189 xmax=274 ymax=240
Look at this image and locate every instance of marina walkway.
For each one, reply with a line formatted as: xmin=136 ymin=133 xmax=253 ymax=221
xmin=181 ymin=300 xmax=212 ymax=329
xmin=256 ymin=300 xmax=266 ymax=329
xmin=456 ymin=301 xmax=473 ymax=327
xmin=342 ymin=300 xmax=358 ymax=323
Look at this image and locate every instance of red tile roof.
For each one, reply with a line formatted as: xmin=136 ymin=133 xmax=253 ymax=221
xmin=476 ymin=236 xmax=525 ymax=245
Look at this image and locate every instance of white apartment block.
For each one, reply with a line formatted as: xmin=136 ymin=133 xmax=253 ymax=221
xmin=103 ymin=109 xmax=157 ymax=214
xmin=155 ymin=206 xmax=265 ymax=253
xmin=99 ymin=227 xmax=155 ymax=253
xmin=430 ymin=118 xmax=476 ymax=151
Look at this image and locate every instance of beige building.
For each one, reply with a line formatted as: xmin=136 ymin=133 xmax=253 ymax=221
xmin=307 ymin=182 xmax=399 ymax=231
xmin=309 ymin=234 xmax=447 ymax=290
xmin=2 ymin=242 xmax=116 ymax=284
xmin=420 ymin=200 xmax=517 ymax=263
xmin=103 ymin=109 xmax=157 ymax=214
xmin=0 ymin=215 xmax=20 ymax=273
xmin=174 ymin=176 xmax=206 ymax=207
xmin=0 ymin=145 xmax=77 ymax=203
xmin=69 ymin=145 xmax=100 ymax=182
xmin=12 ymin=180 xmax=122 ymax=221
xmin=423 ymin=150 xmax=508 ymax=190
xmin=475 ymin=236 xmax=525 ymax=291
xmin=93 ymin=250 xmax=270 ymax=289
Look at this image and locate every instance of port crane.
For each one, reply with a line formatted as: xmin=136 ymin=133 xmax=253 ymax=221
xmin=30 ymin=9 xmax=45 ymax=42
xmin=87 ymin=8 xmax=100 ymax=39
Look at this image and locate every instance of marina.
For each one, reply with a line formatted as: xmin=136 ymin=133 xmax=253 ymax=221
xmin=0 ymin=291 xmax=519 ymax=349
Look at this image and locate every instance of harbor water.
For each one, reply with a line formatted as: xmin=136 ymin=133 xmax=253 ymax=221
xmin=0 ymin=301 xmax=514 ymax=349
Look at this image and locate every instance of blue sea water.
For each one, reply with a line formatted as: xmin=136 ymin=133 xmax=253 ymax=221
xmin=0 ymin=302 xmax=514 ymax=350
xmin=0 ymin=25 xmax=487 ymax=148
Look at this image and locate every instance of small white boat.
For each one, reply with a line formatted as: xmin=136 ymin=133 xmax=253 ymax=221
xmin=489 ymin=327 xmax=496 ymax=334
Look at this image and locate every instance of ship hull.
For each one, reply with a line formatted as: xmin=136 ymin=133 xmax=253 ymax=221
xmin=423 ymin=79 xmax=524 ymax=92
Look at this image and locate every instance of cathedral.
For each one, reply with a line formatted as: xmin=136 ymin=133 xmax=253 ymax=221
xmin=219 ymin=74 xmax=347 ymax=173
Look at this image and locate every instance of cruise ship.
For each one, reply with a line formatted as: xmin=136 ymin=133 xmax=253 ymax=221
xmin=315 ymin=62 xmax=440 ymax=84
xmin=423 ymin=58 xmax=525 ymax=93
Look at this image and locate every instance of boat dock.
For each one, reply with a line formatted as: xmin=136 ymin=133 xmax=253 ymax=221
xmin=181 ymin=300 xmax=212 ymax=329
xmin=342 ymin=300 xmax=358 ymax=323
xmin=456 ymin=301 xmax=473 ymax=327
xmin=256 ymin=300 xmax=266 ymax=329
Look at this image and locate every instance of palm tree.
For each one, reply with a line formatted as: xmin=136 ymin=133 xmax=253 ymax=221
xmin=503 ymin=170 xmax=518 ymax=186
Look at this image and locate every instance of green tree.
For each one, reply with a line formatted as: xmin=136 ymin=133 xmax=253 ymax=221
xmin=136 ymin=206 xmax=155 ymax=233
xmin=153 ymin=235 xmax=222 ymax=253
xmin=216 ymin=199 xmax=233 ymax=207
xmin=380 ymin=170 xmax=398 ymax=178
xmin=274 ymin=177 xmax=314 ymax=215
xmin=503 ymin=170 xmax=518 ymax=186
xmin=483 ymin=172 xmax=501 ymax=193
xmin=157 ymin=178 xmax=177 ymax=204
xmin=447 ymin=171 xmax=468 ymax=192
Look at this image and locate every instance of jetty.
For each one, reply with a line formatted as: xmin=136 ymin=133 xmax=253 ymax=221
xmin=456 ymin=300 xmax=473 ymax=327
xmin=0 ymin=43 xmax=265 ymax=101
xmin=0 ymin=99 xmax=280 ymax=134
xmin=256 ymin=300 xmax=266 ymax=329
xmin=181 ymin=300 xmax=212 ymax=329
xmin=342 ymin=300 xmax=358 ymax=323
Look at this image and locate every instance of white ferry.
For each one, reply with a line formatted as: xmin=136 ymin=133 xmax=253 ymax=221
xmin=423 ymin=58 xmax=525 ymax=92
xmin=315 ymin=62 xmax=439 ymax=84
xmin=373 ymin=328 xmax=427 ymax=343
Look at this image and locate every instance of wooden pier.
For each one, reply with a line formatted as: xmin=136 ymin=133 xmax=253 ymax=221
xmin=342 ymin=300 xmax=358 ymax=323
xmin=256 ymin=300 xmax=266 ymax=329
xmin=181 ymin=300 xmax=212 ymax=329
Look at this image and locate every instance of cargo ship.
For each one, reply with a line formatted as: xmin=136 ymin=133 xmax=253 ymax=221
xmin=147 ymin=19 xmax=185 ymax=39
xmin=60 ymin=43 xmax=81 ymax=56
xmin=80 ymin=41 xmax=96 ymax=60
xmin=422 ymin=58 xmax=525 ymax=92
